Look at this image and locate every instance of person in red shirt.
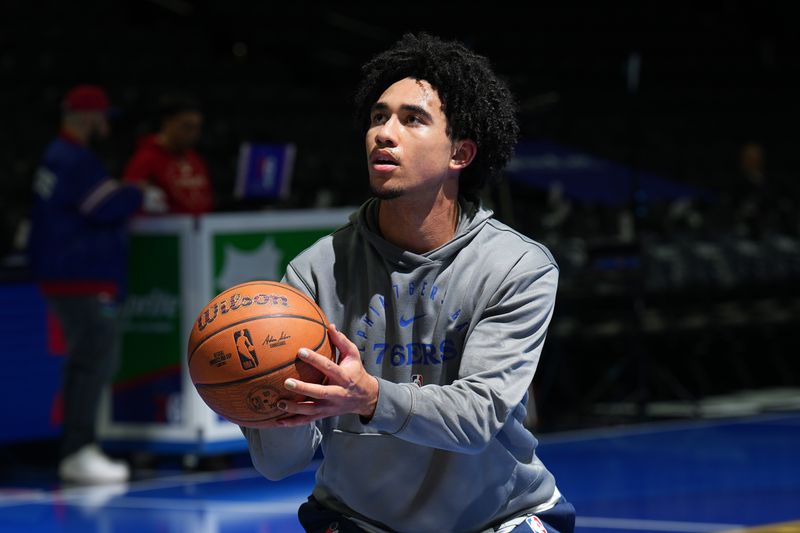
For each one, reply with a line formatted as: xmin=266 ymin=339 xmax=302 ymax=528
xmin=124 ymin=95 xmax=213 ymax=214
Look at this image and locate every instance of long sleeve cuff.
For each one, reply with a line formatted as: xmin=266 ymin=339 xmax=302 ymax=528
xmin=364 ymin=377 xmax=414 ymax=434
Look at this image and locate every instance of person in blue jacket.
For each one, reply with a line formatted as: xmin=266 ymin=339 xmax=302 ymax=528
xmin=29 ymin=84 xmax=164 ymax=484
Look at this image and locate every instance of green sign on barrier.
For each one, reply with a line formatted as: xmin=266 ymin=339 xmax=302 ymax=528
xmin=120 ymin=234 xmax=182 ymax=380
xmin=212 ymin=229 xmax=332 ymax=293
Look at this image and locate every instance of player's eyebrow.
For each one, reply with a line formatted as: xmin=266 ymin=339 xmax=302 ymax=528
xmin=371 ymin=102 xmax=434 ymax=123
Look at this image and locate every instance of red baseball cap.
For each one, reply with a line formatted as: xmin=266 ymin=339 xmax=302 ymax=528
xmin=62 ymin=85 xmax=112 ymax=112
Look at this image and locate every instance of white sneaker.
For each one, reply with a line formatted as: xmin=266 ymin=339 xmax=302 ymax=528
xmin=59 ymin=444 xmax=130 ymax=484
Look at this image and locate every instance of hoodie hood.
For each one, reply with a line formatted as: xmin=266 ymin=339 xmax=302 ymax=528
xmin=350 ymin=197 xmax=494 ymax=270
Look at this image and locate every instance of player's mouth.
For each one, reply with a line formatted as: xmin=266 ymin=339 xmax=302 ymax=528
xmin=370 ymin=150 xmax=400 ymax=173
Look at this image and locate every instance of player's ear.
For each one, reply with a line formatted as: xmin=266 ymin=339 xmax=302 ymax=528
xmin=449 ymin=139 xmax=477 ymax=171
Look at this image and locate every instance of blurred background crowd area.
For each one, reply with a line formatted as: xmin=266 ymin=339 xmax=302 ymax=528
xmin=1 ymin=1 xmax=798 ymax=429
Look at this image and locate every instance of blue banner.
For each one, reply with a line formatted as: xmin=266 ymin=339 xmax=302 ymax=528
xmin=506 ymin=140 xmax=713 ymax=206
xmin=235 ymin=143 xmax=296 ymax=200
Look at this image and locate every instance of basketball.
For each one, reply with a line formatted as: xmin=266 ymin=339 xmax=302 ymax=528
xmin=187 ymin=281 xmax=335 ymax=425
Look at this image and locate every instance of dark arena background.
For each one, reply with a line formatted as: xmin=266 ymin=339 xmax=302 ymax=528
xmin=1 ymin=2 xmax=798 ymax=532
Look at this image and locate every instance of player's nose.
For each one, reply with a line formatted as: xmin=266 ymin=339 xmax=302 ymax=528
xmin=375 ymin=115 xmax=400 ymax=147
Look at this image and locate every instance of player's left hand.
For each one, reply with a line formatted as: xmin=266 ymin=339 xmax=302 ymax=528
xmin=275 ymin=323 xmax=379 ymax=427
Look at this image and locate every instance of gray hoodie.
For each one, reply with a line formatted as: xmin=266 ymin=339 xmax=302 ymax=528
xmin=243 ymin=198 xmax=562 ymax=533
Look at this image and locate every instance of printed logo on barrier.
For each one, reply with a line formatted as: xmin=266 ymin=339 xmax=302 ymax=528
xmin=216 ymin=239 xmax=283 ymax=292
xmin=124 ymin=288 xmax=180 ymax=325
xmin=234 ymin=329 xmax=259 ymax=370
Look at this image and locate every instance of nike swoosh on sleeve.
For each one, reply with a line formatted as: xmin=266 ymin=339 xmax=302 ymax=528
xmin=399 ymin=314 xmax=426 ymax=327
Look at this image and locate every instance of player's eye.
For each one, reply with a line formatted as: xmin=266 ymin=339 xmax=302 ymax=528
xmin=371 ymin=113 xmax=386 ymax=125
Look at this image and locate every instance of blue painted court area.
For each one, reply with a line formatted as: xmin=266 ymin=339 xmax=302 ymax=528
xmin=0 ymin=413 xmax=798 ymax=532
xmin=548 ymin=413 xmax=800 ymax=532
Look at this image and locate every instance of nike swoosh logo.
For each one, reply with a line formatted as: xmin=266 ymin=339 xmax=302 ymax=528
xmin=399 ymin=314 xmax=426 ymax=327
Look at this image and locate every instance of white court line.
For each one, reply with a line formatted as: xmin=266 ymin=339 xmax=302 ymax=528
xmin=95 ymin=467 xmax=264 ymax=494
xmin=539 ymin=412 xmax=800 ymax=445
xmin=0 ymin=468 xmax=260 ymax=508
xmin=77 ymin=495 xmax=303 ymax=515
xmin=577 ymin=516 xmax=744 ymax=532
xmin=0 ymin=463 xmax=319 ymax=509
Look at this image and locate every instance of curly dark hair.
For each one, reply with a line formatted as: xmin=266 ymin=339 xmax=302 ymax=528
xmin=355 ymin=33 xmax=519 ymax=199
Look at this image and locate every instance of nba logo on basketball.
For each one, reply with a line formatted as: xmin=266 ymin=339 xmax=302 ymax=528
xmin=411 ymin=374 xmax=424 ymax=386
xmin=233 ymin=329 xmax=259 ymax=370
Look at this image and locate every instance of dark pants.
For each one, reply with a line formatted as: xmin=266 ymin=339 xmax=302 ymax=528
xmin=298 ymin=496 xmax=370 ymax=533
xmin=298 ymin=495 xmax=576 ymax=533
xmin=48 ymin=294 xmax=121 ymax=459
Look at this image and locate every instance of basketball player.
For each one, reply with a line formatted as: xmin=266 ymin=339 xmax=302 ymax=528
xmin=241 ymin=34 xmax=575 ymax=533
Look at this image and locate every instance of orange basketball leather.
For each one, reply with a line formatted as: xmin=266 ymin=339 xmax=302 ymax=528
xmin=188 ymin=281 xmax=334 ymax=424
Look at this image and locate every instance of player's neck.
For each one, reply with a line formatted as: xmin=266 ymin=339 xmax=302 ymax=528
xmin=377 ymin=189 xmax=460 ymax=254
